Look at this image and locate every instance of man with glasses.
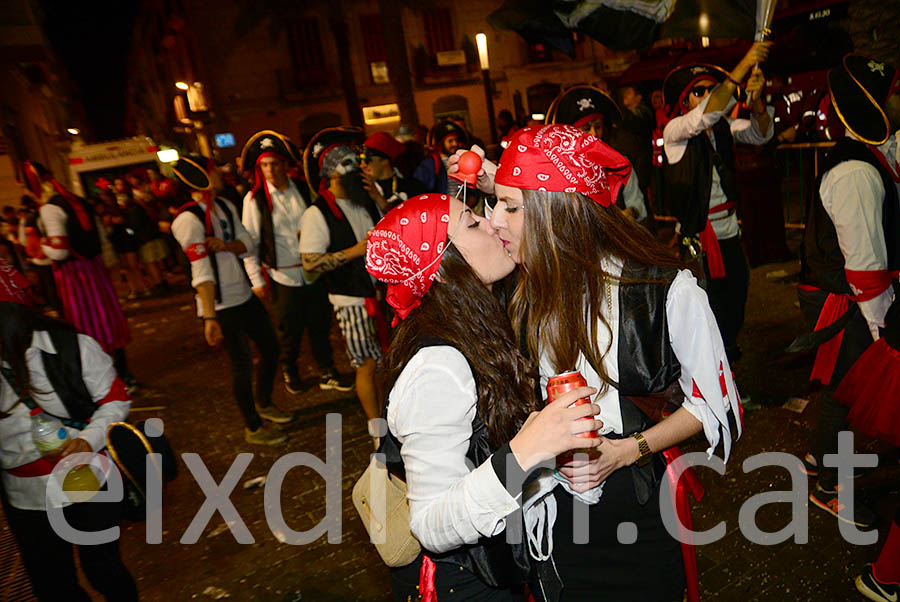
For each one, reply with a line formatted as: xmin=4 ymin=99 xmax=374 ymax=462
xmin=661 ymin=42 xmax=774 ymax=363
xmin=360 ymin=131 xmax=425 ymax=213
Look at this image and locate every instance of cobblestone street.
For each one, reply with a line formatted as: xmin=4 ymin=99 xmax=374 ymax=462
xmin=3 ymin=238 xmax=900 ymax=601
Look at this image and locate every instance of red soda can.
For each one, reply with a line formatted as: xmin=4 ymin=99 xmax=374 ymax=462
xmin=546 ymin=371 xmax=598 ymax=438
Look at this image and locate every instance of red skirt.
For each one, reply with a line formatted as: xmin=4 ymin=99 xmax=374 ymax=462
xmin=833 ymin=338 xmax=900 ymax=446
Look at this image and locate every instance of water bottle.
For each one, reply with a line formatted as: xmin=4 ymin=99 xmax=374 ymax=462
xmin=30 ymin=408 xmax=99 ymax=502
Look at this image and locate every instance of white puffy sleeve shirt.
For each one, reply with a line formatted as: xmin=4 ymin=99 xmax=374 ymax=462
xmin=387 ymin=346 xmax=520 ymax=554
xmin=0 ymin=331 xmax=130 ymax=510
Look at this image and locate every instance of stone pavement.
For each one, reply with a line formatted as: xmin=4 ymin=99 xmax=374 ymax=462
xmin=2 ymin=242 xmax=899 ymax=601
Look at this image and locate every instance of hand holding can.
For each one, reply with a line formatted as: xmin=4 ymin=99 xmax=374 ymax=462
xmin=547 ymin=371 xmax=599 ymax=438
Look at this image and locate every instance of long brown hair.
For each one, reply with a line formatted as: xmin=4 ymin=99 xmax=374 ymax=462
xmin=509 ymin=189 xmax=683 ymax=395
xmin=380 ymin=243 xmax=538 ymax=447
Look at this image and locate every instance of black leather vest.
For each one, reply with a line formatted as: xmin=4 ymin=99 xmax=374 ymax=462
xmin=311 ymin=197 xmax=378 ymax=298
xmin=40 ymin=328 xmax=96 ymax=423
xmin=801 ymin=137 xmax=900 ymax=294
xmin=380 ymin=337 xmax=529 ymax=588
xmin=47 ymin=196 xmax=101 ymax=260
xmin=664 ymin=118 xmax=740 ymax=238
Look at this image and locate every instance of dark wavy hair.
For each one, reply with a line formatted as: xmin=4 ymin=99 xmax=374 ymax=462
xmin=379 ymin=243 xmax=538 ymax=447
xmin=0 ymin=302 xmax=75 ymax=400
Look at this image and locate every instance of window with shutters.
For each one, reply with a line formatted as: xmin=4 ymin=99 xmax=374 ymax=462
xmin=422 ymin=8 xmax=454 ymax=57
xmin=359 ymin=14 xmax=389 ymax=84
xmin=287 ymin=18 xmax=328 ymax=86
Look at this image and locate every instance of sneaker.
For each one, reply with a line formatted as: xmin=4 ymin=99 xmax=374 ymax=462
xmin=319 ymin=371 xmax=354 ymax=392
xmin=800 ymin=452 xmax=866 ymax=479
xmin=244 ymin=425 xmax=288 ymax=446
xmin=283 ymin=370 xmax=303 ymax=395
xmin=256 ymin=404 xmax=296 ymax=424
xmin=856 ymin=564 xmax=900 ymax=602
xmin=800 ymin=453 xmax=819 ymax=477
xmin=809 ymin=484 xmax=877 ymax=529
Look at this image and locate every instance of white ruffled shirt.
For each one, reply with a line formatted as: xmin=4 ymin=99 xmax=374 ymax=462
xmin=387 ymin=264 xmax=741 ymax=557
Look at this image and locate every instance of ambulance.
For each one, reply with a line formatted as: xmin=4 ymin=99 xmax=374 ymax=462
xmin=66 ymin=137 xmax=168 ymax=197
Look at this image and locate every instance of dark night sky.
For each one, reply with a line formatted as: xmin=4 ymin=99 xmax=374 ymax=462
xmin=38 ymin=0 xmax=139 ymax=141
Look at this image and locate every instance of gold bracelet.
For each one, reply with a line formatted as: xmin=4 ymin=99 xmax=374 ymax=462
xmin=632 ymin=432 xmax=653 ymax=467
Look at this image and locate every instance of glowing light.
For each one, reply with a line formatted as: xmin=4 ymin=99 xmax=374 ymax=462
xmin=476 ymin=33 xmax=489 ymax=70
xmin=156 ymin=149 xmax=179 ymax=163
xmin=175 ymin=81 xmax=189 ymax=90
xmin=531 ymin=113 xmax=545 ymax=121
xmin=66 ymin=128 xmax=80 ymax=135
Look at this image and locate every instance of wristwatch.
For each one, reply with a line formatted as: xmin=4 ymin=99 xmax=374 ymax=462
xmin=632 ymin=432 xmax=653 ymax=467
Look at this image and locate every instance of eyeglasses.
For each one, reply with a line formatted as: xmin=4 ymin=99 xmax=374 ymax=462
xmin=691 ymin=84 xmax=716 ymax=98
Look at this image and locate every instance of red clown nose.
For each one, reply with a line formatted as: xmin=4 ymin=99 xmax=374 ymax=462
xmin=448 ymin=151 xmax=482 ymax=187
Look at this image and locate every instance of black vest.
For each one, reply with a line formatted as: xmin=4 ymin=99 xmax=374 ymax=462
xmin=801 ymin=137 xmax=900 ymax=294
xmin=380 ymin=337 xmax=529 ymax=589
xmin=664 ymin=118 xmax=740 ymax=238
xmin=47 ymin=196 xmax=101 ymax=260
xmin=252 ymin=178 xmax=310 ymax=269
xmin=178 ymin=197 xmax=237 ymax=303
xmin=40 ymin=328 xmax=96 ymax=424
xmin=311 ymin=197 xmax=379 ymax=298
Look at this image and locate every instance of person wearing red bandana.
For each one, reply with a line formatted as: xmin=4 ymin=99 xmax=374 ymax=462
xmin=240 ymin=130 xmax=349 ymax=395
xmin=366 ymin=193 xmax=602 ymax=601
xmin=171 ymin=155 xmax=291 ymax=445
xmin=22 ymin=161 xmax=135 ymax=390
xmin=796 ymin=54 xmax=900 ymax=533
xmin=360 ymin=131 xmax=425 ymax=212
xmin=301 ymin=127 xmax=387 ymax=434
xmin=662 ymin=42 xmax=774 ymax=363
xmin=0 ymin=257 xmax=138 ymax=601
xmin=451 ymin=123 xmax=743 ymax=602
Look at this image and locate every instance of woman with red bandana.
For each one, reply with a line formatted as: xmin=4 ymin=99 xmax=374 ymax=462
xmin=366 ymin=193 xmax=602 ymax=601
xmin=452 ymin=123 xmax=744 ymax=601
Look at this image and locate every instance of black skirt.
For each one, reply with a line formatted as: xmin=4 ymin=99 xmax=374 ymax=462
xmin=390 ymin=552 xmax=523 ymax=602
xmin=551 ymin=464 xmax=685 ymax=602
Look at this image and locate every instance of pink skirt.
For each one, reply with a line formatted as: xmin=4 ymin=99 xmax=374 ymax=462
xmin=53 ymin=255 xmax=131 ymax=353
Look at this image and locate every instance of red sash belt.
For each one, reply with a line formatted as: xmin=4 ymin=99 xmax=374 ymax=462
xmin=663 ymin=446 xmax=705 ymax=602
xmin=7 ymin=450 xmax=108 ymax=478
xmin=808 ymin=269 xmax=899 ymax=385
xmin=698 ymin=201 xmax=735 ymax=280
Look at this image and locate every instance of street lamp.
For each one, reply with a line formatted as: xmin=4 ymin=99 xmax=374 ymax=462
xmin=66 ymin=127 xmax=80 ymax=135
xmin=475 ymin=33 xmax=497 ymax=145
xmin=175 ymin=81 xmax=189 ymax=90
xmin=699 ymin=13 xmax=710 ymax=47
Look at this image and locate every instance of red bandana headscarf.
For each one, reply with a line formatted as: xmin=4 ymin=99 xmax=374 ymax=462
xmin=366 ymin=194 xmax=452 ymax=325
xmin=0 ymin=258 xmax=35 ymax=305
xmin=495 ymin=124 xmax=632 ymax=207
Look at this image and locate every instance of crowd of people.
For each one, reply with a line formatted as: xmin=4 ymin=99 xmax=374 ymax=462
xmin=0 ymin=41 xmax=899 ymax=602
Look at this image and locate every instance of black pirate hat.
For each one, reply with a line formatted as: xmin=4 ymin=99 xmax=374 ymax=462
xmin=171 ymin=154 xmax=213 ymax=191
xmin=663 ymin=63 xmax=732 ymax=117
xmin=829 ymin=54 xmax=899 ymax=145
xmin=303 ymin=126 xmax=365 ymax=197
xmin=546 ymin=85 xmax=622 ymax=129
xmin=240 ymin=130 xmax=301 ymax=172
xmin=426 ymin=120 xmax=470 ymax=151
xmin=106 ymin=421 xmax=177 ymax=522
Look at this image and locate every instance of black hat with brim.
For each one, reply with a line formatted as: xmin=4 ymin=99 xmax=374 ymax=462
xmin=171 ymin=154 xmax=213 ymax=191
xmin=106 ymin=421 xmax=177 ymax=521
xmin=663 ymin=63 xmax=730 ymax=117
xmin=829 ymin=54 xmax=898 ymax=145
xmin=303 ymin=126 xmax=365 ymax=197
xmin=240 ymin=130 xmax=301 ymax=172
xmin=546 ymin=85 xmax=622 ymax=129
xmin=427 ymin=120 xmax=469 ymax=150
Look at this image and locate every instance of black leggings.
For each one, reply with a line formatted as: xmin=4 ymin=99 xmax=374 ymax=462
xmin=3 ymin=491 xmax=138 ymax=601
xmin=216 ymin=295 xmax=280 ymax=431
xmin=703 ymin=234 xmax=750 ymax=361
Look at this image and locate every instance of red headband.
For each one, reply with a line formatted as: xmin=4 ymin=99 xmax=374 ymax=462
xmin=495 ymin=124 xmax=631 ymax=207
xmin=366 ymin=194 xmax=452 ymax=325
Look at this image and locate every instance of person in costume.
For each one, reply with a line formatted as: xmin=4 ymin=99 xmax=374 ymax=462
xmin=360 ymin=131 xmax=426 ymax=212
xmin=662 ymin=42 xmax=773 ymax=362
xmin=454 ymin=123 xmax=743 ymax=602
xmin=21 ymin=161 xmax=135 ymax=389
xmin=797 ymin=54 xmax=900 ymax=530
xmin=240 ymin=130 xmax=351 ymax=395
xmin=0 ymin=258 xmax=138 ymax=601
xmin=300 ymin=127 xmax=387 ymax=435
xmin=171 ymin=155 xmax=291 ymax=446
xmin=546 ymin=84 xmax=650 ymax=223
xmin=413 ymin=120 xmax=476 ymax=202
xmin=366 ymin=193 xmax=602 ymax=601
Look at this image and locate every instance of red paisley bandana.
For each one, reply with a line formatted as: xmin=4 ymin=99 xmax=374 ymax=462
xmin=366 ymin=194 xmax=452 ymax=325
xmin=495 ymin=124 xmax=631 ymax=207
xmin=0 ymin=258 xmax=34 ymax=305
